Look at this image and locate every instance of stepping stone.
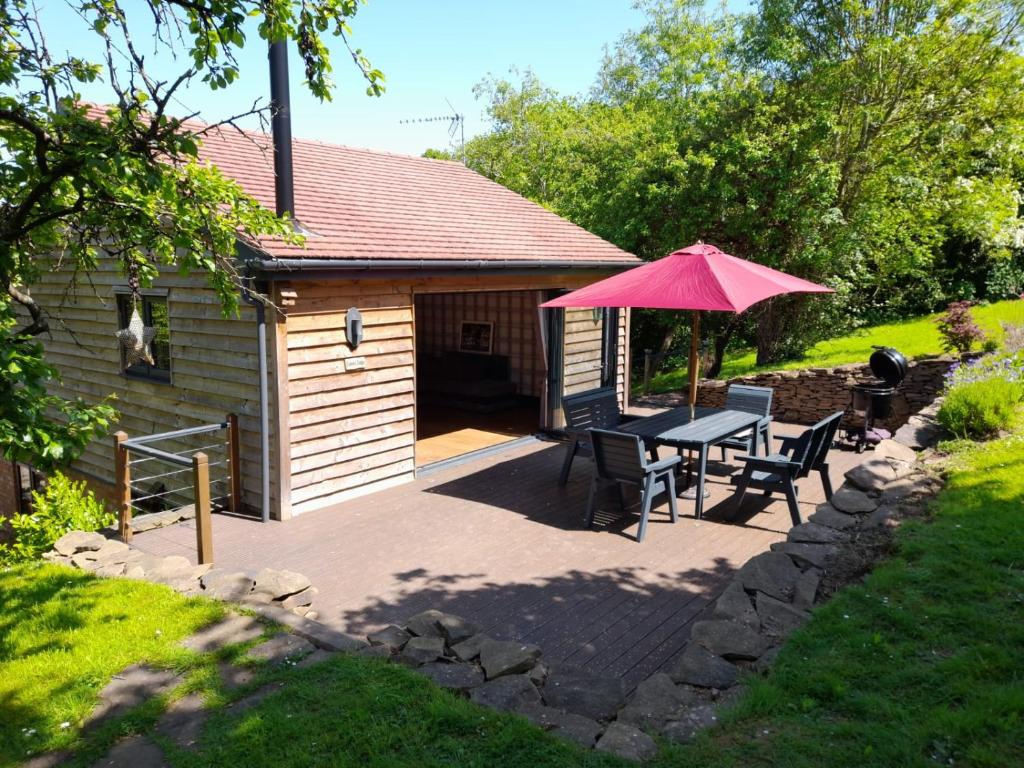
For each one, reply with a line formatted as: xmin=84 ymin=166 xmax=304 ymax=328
xmin=755 ymin=593 xmax=810 ymax=639
xmin=616 ymin=672 xmax=695 ymax=730
xmin=770 ymin=542 xmax=839 ymax=570
xmin=737 ymin=552 xmax=801 ymax=601
xmin=711 ymin=580 xmax=758 ymax=629
xmin=670 ymin=644 xmax=739 ymax=689
xmin=251 ymin=568 xmax=310 ymax=601
xmin=247 ymin=633 xmax=316 ymax=665
xmin=690 ymin=620 xmax=768 ymax=661
xmin=87 ymin=665 xmax=182 ymax=727
xmin=829 ymin=487 xmax=877 ymax=514
xmin=661 ymin=703 xmax=719 ymax=745
xmin=23 ymin=751 xmax=72 ymax=768
xmin=469 ymin=674 xmax=541 ymax=712
xmin=542 ymin=666 xmax=626 ymax=722
xmin=181 ymin=614 xmax=264 ymax=653
xmin=218 ymin=662 xmax=258 ymax=691
xmin=788 ymin=522 xmax=846 ymax=545
xmin=517 ymin=702 xmax=603 ymax=748
xmin=155 ymin=692 xmax=207 ymax=749
xmin=367 ymin=625 xmax=412 ymax=651
xmin=401 ymin=636 xmax=445 ymax=666
xmin=874 ymin=439 xmax=916 ymax=464
xmin=295 ymin=649 xmax=335 ymax=669
xmin=415 ymin=661 xmax=485 ymax=692
xmin=479 ymin=639 xmax=541 ymax=679
xmin=845 ymin=458 xmax=913 ymax=492
xmin=91 ymin=736 xmax=167 ymax=767
xmin=227 ymin=682 xmax=286 ymax=715
xmin=809 ymin=504 xmax=859 ymax=531
xmin=200 ymin=569 xmax=255 ymax=601
xmin=53 ymin=530 xmax=106 ymax=556
xmin=894 ymin=416 xmax=943 ymax=450
xmin=595 ymin=722 xmax=658 ymax=762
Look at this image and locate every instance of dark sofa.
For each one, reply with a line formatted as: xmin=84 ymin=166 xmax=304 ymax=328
xmin=418 ymin=351 xmax=519 ymax=412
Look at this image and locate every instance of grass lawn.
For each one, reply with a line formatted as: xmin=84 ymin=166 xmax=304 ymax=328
xmin=650 ymin=431 xmax=1024 ymax=768
xmin=646 ymin=298 xmax=1024 ymax=393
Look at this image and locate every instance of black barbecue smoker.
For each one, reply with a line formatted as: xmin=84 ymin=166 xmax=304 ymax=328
xmin=845 ymin=346 xmax=908 ymax=452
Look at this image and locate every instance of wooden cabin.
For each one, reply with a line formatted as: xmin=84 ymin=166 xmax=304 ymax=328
xmin=4 ymin=125 xmax=639 ymax=520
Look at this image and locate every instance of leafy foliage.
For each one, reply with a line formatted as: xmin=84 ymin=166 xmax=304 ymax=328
xmin=936 ymin=301 xmax=988 ymax=354
xmin=939 ymin=353 xmax=1024 ymax=438
xmin=0 ymin=473 xmax=114 ymax=565
xmin=0 ymin=0 xmax=382 ymax=469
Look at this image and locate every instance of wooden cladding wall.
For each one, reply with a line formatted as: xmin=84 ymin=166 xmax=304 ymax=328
xmin=21 ymin=259 xmax=270 ymax=513
xmin=562 ymin=308 xmax=605 ymax=396
xmin=414 ymin=291 xmax=544 ymax=397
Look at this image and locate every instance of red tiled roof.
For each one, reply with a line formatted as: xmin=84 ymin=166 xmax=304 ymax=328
xmin=190 ymin=122 xmax=639 ymax=265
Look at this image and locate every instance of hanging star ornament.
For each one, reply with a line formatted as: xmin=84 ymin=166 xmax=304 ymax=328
xmin=115 ymin=305 xmax=156 ymax=368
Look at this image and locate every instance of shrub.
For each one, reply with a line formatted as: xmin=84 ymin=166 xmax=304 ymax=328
xmin=936 ymin=300 xmax=987 ymax=354
xmin=0 ymin=473 xmax=114 ymax=565
xmin=937 ymin=378 xmax=1023 ymax=439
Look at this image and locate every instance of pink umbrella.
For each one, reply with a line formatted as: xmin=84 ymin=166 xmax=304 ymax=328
xmin=542 ymin=243 xmax=833 ymax=411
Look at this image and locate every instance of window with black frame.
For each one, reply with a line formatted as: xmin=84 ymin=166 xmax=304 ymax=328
xmin=116 ymin=294 xmax=171 ymax=382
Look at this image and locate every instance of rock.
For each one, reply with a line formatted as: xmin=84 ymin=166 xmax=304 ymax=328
xmin=809 ymin=504 xmax=859 ymax=531
xmin=218 ymin=662 xmax=258 ymax=691
xmin=737 ymin=552 xmax=801 ymax=601
xmin=542 ymin=666 xmax=627 ymax=722
xmin=617 ymin=673 xmax=696 ymax=730
xmin=792 ymin=569 xmax=821 ymax=611
xmin=880 ymin=474 xmax=939 ymax=503
xmin=845 ymin=458 xmax=913 ymax=492
xmin=894 ymin=416 xmax=944 ymax=450
xmin=451 ymin=633 xmax=489 ymax=662
xmin=770 ymin=542 xmax=839 ymax=570
xmin=247 ymin=633 xmax=316 ymax=664
xmin=754 ymin=646 xmax=782 ymax=674
xmin=517 ymin=703 xmax=603 ymax=748
xmin=788 ymin=522 xmax=846 ymax=545
xmin=367 ymin=625 xmax=412 ymax=651
xmin=690 ymin=620 xmax=768 ymax=661
xmin=435 ymin=613 xmax=480 ymax=645
xmin=280 ymin=587 xmax=318 ymax=612
xmin=404 ymin=609 xmax=448 ymax=638
xmin=661 ymin=703 xmax=720 ymax=745
xmin=148 ymin=556 xmax=196 ymax=584
xmin=416 ymin=661 xmax=485 ymax=692
xmin=756 ymin=593 xmax=810 ymax=639
xmin=181 ymin=614 xmax=264 ymax=653
xmin=357 ymin=644 xmax=393 ymax=659
xmin=123 ymin=564 xmax=146 ymax=580
xmin=92 ymin=736 xmax=168 ymax=767
xmin=94 ymin=563 xmax=127 ymax=578
xmin=595 ymin=722 xmax=659 ymax=762
xmin=251 ymin=568 xmax=310 ymax=601
xmin=874 ymin=439 xmax=917 ymax=464
xmin=711 ymin=580 xmax=759 ymax=630
xmin=53 ymin=530 xmax=106 ymax=556
xmin=86 ymin=539 xmax=131 ymax=564
xmin=200 ymin=569 xmax=255 ymax=601
xmin=86 ymin=664 xmax=182 ymax=728
xmin=154 ymin=692 xmax=207 ymax=749
xmin=469 ymin=675 xmax=540 ymax=712
xmin=670 ymin=644 xmax=739 ymax=689
xmin=527 ymin=661 xmax=549 ymax=686
xmin=479 ymin=639 xmax=541 ymax=680
xmin=295 ymin=649 xmax=335 ymax=669
xmin=401 ymin=636 xmax=446 ymax=666
xmin=864 ymin=505 xmax=899 ymax=529
xmin=829 ymin=487 xmax=878 ymax=514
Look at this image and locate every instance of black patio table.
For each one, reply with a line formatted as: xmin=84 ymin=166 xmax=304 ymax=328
xmin=618 ymin=407 xmax=765 ymax=519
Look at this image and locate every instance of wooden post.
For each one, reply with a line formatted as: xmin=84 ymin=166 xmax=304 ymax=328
xmin=192 ymin=451 xmax=213 ymax=565
xmin=226 ymin=413 xmax=241 ymax=515
xmin=114 ymin=431 xmax=131 ymax=543
xmin=643 ymin=350 xmax=653 ymax=395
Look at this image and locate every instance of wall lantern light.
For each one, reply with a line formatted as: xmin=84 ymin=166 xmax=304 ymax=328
xmin=346 ymin=307 xmax=364 ymax=349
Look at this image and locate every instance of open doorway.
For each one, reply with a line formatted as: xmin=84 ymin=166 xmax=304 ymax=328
xmin=414 ymin=291 xmax=545 ymax=466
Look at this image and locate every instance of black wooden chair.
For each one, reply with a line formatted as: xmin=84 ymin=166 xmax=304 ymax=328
xmin=558 ymin=387 xmax=637 ymax=485
xmin=719 ymin=384 xmax=774 ymax=460
xmin=729 ymin=411 xmax=844 ymax=526
xmin=585 ymin=429 xmax=682 ymax=543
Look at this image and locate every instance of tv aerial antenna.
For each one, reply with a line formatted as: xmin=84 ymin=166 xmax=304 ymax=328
xmin=399 ymin=99 xmax=466 ymax=164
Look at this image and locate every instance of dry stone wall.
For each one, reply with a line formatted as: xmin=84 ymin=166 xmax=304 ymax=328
xmin=693 ymin=356 xmax=955 ymax=428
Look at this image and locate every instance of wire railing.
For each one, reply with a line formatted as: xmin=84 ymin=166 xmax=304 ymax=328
xmin=113 ymin=414 xmax=241 ymax=565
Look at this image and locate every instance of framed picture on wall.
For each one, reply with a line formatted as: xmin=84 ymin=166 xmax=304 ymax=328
xmin=459 ymin=321 xmax=494 ymax=354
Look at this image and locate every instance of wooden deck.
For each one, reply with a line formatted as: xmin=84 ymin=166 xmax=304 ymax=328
xmin=133 ymin=414 xmax=863 ymax=691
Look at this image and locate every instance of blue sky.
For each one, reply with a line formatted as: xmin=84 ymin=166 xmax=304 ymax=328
xmin=43 ymin=0 xmax=655 ymax=155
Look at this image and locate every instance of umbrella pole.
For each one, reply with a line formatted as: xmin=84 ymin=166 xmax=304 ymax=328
xmin=681 ymin=310 xmax=709 ymax=501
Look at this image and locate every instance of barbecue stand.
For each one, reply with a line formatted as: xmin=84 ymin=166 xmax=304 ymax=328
xmin=845 ymin=346 xmax=908 ymax=453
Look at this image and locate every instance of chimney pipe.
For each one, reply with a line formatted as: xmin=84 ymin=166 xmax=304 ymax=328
xmin=268 ymin=39 xmax=295 ymax=219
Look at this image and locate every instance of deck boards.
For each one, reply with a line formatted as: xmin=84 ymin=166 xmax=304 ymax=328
xmin=133 ymin=414 xmax=863 ymax=690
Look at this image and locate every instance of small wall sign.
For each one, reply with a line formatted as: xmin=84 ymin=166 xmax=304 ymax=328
xmin=345 ymin=356 xmax=366 ymax=371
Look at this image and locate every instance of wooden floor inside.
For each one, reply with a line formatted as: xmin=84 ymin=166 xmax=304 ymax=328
xmin=414 ymin=401 xmax=539 ymax=466
xmin=133 ymin=408 xmax=865 ymax=691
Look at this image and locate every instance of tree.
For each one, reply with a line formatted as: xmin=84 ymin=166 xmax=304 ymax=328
xmin=0 ymin=0 xmax=383 ymax=468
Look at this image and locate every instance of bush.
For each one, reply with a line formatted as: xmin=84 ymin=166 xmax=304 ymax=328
xmin=937 ymin=378 xmax=1023 ymax=439
xmin=936 ymin=300 xmax=987 ymax=354
xmin=0 ymin=473 xmax=114 ymax=565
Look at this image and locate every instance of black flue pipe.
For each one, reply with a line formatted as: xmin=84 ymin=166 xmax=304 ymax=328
xmin=268 ymin=40 xmax=295 ymax=218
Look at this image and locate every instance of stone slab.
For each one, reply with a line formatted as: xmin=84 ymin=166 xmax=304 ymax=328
xmin=251 ymin=568 xmax=311 ymax=601
xmin=737 ymin=552 xmax=801 ymax=601
xmin=53 ymin=531 xmax=106 ymax=556
xmin=595 ymin=722 xmax=658 ymax=762
xmin=690 ymin=620 xmax=768 ymax=661
xmin=756 ymin=592 xmax=810 ymax=639
xmin=154 ymin=692 xmax=207 ymax=750
xmin=616 ymin=672 xmax=696 ymax=730
xmin=367 ymin=625 xmax=412 ymax=651
xmin=828 ymin=487 xmax=878 ymax=514
xmin=416 ymin=661 xmax=485 ymax=692
xmin=479 ymin=639 xmax=541 ymax=680
xmin=543 ymin=666 xmax=626 ymax=722
xmin=809 ymin=504 xmax=860 ymax=531
xmin=670 ymin=644 xmax=739 ymax=689
xmin=247 ymin=603 xmax=366 ymax=652
xmin=661 ymin=703 xmax=719 ymax=745
xmin=87 ymin=665 xmax=182 ymax=727
xmin=401 ymin=636 xmax=446 ymax=665
xmin=517 ymin=702 xmax=603 ymax=748
xmin=247 ymin=633 xmax=316 ymax=665
xmin=91 ymin=736 xmax=167 ymax=768
xmin=788 ymin=522 xmax=846 ymax=545
xmin=711 ymin=580 xmax=759 ymax=629
xmin=469 ymin=675 xmax=541 ymax=712
xmin=874 ymin=439 xmax=917 ymax=464
xmin=770 ymin=542 xmax=839 ymax=570
xmin=200 ymin=569 xmax=255 ymax=602
xmin=181 ymin=614 xmax=264 ymax=653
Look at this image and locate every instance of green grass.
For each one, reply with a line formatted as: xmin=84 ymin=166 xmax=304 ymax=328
xmin=649 ymin=431 xmax=1024 ymax=768
xmin=646 ymin=298 xmax=1024 ymax=392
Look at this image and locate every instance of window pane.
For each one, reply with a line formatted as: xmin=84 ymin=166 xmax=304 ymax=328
xmin=148 ymin=299 xmax=171 ymax=372
xmin=117 ymin=294 xmax=171 ymax=381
